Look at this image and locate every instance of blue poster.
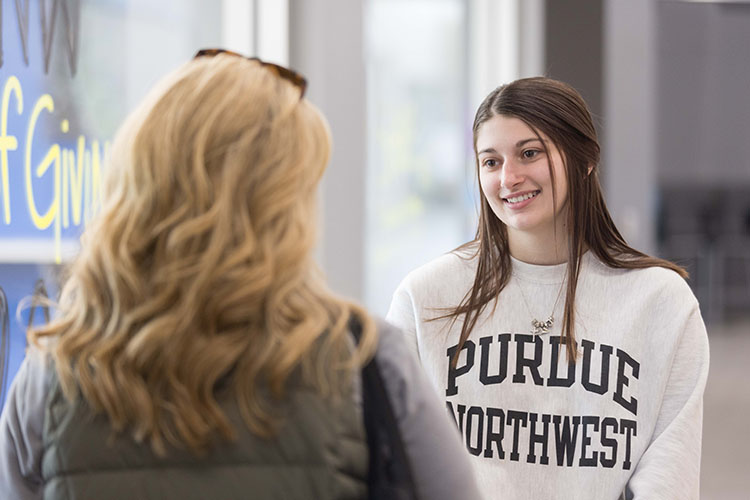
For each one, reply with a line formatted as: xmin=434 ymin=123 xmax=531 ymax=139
xmin=0 ymin=0 xmax=222 ymax=407
xmin=0 ymin=0 xmax=111 ymax=406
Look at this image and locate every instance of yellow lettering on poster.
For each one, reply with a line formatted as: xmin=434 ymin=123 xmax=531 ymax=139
xmin=0 ymin=76 xmax=23 ymax=224
xmin=25 ymin=94 xmax=61 ymax=260
xmin=0 ymin=74 xmax=110 ymax=263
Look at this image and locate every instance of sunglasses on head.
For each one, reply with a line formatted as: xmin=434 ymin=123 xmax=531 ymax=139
xmin=194 ymin=48 xmax=307 ymax=100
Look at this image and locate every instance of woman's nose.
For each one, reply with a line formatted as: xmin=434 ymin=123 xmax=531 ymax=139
xmin=500 ymin=161 xmax=524 ymax=189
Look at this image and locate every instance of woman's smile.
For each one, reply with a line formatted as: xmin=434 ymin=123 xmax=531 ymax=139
xmin=502 ymin=189 xmax=541 ymax=208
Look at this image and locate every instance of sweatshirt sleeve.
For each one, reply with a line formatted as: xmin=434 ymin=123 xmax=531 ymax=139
xmin=627 ymin=303 xmax=709 ymax=500
xmin=385 ymin=278 xmax=421 ymax=361
xmin=0 ymin=350 xmax=49 ymax=500
xmin=374 ymin=320 xmax=483 ymax=500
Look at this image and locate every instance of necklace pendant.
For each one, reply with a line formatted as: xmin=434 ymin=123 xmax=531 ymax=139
xmin=531 ymin=316 xmax=554 ymax=335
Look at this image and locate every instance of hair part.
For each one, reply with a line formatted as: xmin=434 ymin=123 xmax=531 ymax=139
xmin=446 ymin=77 xmax=685 ymax=365
xmin=29 ymin=54 xmax=377 ymax=455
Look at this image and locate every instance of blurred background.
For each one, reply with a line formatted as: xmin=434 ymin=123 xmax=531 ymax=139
xmin=0 ymin=0 xmax=747 ymax=497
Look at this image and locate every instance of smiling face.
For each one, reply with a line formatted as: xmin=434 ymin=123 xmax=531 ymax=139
xmin=476 ymin=114 xmax=569 ymax=243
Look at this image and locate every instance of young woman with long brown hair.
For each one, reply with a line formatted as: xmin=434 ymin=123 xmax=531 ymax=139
xmin=387 ymin=77 xmax=709 ymax=499
xmin=0 ymin=51 xmax=480 ymax=500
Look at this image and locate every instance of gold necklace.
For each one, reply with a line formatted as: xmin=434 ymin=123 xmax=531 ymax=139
xmin=515 ymin=277 xmax=565 ymax=335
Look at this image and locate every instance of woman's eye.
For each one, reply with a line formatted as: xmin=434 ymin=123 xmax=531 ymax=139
xmin=482 ymin=158 xmax=498 ymax=168
xmin=522 ymin=149 xmax=540 ymax=159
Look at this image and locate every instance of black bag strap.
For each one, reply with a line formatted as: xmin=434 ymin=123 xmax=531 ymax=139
xmin=349 ymin=315 xmax=418 ymax=500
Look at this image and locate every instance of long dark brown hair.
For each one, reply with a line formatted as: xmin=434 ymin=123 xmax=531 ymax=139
xmin=447 ymin=77 xmax=685 ymax=363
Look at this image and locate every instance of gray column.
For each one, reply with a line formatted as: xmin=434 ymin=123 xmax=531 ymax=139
xmin=545 ymin=0 xmax=602 ymax=125
xmin=289 ymin=0 xmax=366 ymax=301
xmin=603 ymin=0 xmax=657 ymax=254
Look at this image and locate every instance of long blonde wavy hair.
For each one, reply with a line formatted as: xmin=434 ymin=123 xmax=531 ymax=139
xmin=29 ymin=54 xmax=377 ymax=455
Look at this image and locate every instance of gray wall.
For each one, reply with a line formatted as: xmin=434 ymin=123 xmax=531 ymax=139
xmin=545 ymin=0 xmax=603 ymax=131
xmin=656 ymin=1 xmax=750 ymax=186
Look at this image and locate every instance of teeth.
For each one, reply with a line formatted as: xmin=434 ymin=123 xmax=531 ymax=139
xmin=505 ymin=191 xmax=538 ymax=204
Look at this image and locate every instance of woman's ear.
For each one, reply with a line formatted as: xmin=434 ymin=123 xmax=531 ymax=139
xmin=587 ymin=164 xmax=594 ymax=176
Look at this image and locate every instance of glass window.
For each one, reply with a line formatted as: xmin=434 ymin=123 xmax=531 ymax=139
xmin=364 ymin=0 xmax=475 ymax=315
xmin=0 ymin=0 xmax=230 ymax=406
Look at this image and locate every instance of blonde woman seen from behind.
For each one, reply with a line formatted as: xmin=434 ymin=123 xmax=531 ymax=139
xmin=0 ymin=51 xmax=481 ymax=500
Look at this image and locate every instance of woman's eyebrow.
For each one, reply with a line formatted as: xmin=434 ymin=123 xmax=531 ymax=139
xmin=516 ymin=138 xmax=545 ymax=147
xmin=478 ymin=138 xmax=546 ymax=155
xmin=477 ymin=137 xmax=547 ymax=156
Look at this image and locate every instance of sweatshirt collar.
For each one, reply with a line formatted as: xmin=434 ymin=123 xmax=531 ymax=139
xmin=510 ymin=251 xmax=592 ymax=285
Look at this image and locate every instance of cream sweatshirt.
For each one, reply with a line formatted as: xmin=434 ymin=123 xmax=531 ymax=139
xmin=387 ymin=250 xmax=709 ymax=500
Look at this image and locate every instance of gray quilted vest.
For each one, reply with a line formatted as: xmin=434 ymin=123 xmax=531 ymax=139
xmin=41 ymin=372 xmax=368 ymax=500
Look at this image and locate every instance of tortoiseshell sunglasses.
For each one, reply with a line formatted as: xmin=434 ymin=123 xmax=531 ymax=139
xmin=194 ymin=48 xmax=307 ymax=99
